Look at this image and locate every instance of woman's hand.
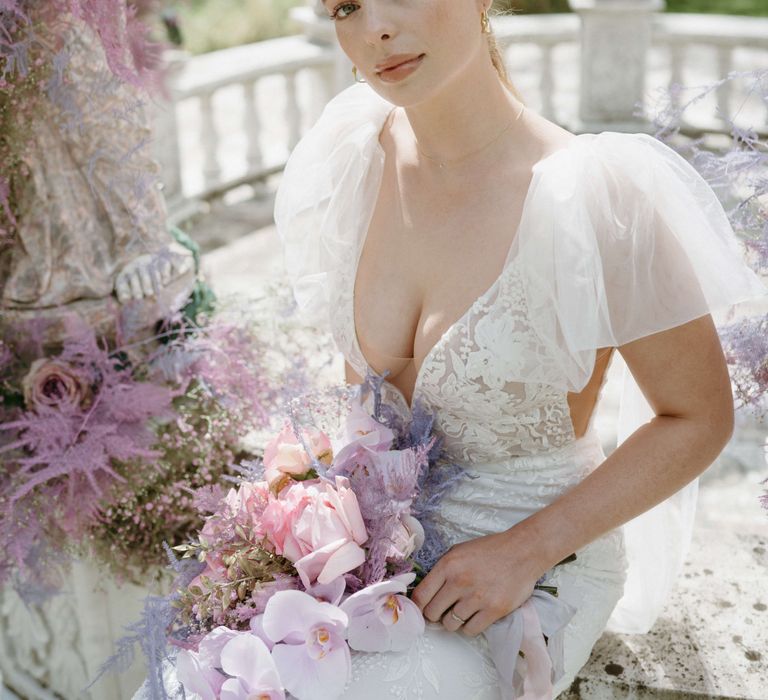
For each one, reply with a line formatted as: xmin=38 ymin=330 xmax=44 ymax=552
xmin=410 ymin=526 xmax=545 ymax=637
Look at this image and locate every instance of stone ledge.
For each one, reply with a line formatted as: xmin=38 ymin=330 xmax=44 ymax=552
xmin=563 ymin=529 xmax=767 ymax=699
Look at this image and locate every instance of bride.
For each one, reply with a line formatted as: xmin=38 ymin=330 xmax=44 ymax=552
xmin=133 ymin=1 xmax=765 ymax=698
xmin=272 ymin=1 xmax=766 ymax=697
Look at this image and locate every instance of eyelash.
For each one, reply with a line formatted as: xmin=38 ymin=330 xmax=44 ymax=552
xmin=329 ymin=2 xmax=359 ymax=20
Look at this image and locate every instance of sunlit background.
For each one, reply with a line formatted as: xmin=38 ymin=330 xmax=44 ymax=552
xmin=160 ymin=0 xmax=768 ymax=55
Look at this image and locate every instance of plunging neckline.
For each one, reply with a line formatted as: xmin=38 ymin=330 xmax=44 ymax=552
xmin=350 ymin=116 xmax=584 ymax=411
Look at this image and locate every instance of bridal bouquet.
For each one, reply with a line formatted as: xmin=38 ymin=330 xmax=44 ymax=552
xmin=157 ymin=379 xmax=463 ymax=700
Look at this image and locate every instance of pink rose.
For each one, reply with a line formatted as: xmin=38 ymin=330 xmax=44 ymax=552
xmin=261 ymin=484 xmax=313 ymax=555
xmin=387 ymin=514 xmax=425 ymax=560
xmin=261 ymin=477 xmax=368 ymax=588
xmin=225 ymin=481 xmax=271 ymax=538
xmin=263 ymin=422 xmax=333 ymax=490
xmin=21 ymin=358 xmax=94 ymax=411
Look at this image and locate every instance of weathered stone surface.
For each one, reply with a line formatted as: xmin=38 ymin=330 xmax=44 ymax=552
xmin=562 ymin=527 xmax=767 ymax=698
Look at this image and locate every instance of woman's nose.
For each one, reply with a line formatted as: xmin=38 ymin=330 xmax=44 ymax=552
xmin=362 ymin=5 xmax=396 ymax=44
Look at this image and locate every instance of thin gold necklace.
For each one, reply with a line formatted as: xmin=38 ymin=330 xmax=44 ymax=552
xmin=415 ymin=104 xmax=526 ymax=169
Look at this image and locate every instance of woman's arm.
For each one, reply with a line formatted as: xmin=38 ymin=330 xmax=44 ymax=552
xmin=412 ymin=313 xmax=734 ymax=636
xmin=517 ymin=312 xmax=733 ymax=574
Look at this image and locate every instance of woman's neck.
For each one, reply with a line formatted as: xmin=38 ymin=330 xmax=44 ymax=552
xmin=400 ymin=56 xmax=526 ymax=167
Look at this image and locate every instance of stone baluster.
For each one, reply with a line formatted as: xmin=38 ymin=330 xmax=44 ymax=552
xmin=284 ymin=71 xmax=303 ymax=150
xmin=152 ymin=49 xmax=188 ymax=208
xmin=568 ymin=0 xmax=665 ymax=132
xmin=199 ymin=90 xmax=219 ymax=188
xmin=668 ymin=42 xmax=686 ymax=113
xmin=243 ymin=79 xmax=264 ymax=171
xmin=715 ymin=45 xmax=734 ymax=124
xmin=539 ymin=43 xmax=556 ymax=121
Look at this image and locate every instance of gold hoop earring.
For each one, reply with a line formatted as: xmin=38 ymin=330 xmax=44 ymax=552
xmin=352 ymin=66 xmax=366 ymax=83
xmin=481 ymin=9 xmax=491 ymax=34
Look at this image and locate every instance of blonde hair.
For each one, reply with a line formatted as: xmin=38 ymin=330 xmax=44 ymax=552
xmin=486 ymin=9 xmax=524 ymax=103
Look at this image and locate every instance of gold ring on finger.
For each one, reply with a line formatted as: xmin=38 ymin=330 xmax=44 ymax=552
xmin=450 ymin=610 xmax=467 ymax=625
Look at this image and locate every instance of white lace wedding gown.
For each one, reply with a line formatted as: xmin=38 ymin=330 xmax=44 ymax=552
xmin=134 ymin=83 xmax=766 ymax=699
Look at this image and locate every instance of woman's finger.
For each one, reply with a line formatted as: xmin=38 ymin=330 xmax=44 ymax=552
xmin=411 ymin=566 xmax=446 ymax=612
xmin=421 ymin=581 xmax=460 ymax=624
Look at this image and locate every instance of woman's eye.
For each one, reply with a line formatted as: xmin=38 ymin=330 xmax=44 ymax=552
xmin=330 ymin=2 xmax=359 ymax=20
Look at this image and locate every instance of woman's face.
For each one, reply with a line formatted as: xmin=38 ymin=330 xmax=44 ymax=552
xmin=324 ymin=0 xmax=488 ymax=105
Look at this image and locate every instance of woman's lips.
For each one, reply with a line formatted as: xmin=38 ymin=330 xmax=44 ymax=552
xmin=376 ymin=54 xmax=425 ymax=83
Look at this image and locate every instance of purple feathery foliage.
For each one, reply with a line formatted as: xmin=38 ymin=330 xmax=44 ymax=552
xmin=399 ymin=397 xmax=469 ymax=572
xmin=0 ymin=314 xmax=179 ymax=585
xmin=226 ymin=457 xmax=266 ymax=486
xmin=145 ymin=314 xmax=274 ymax=431
xmin=719 ymin=314 xmax=768 ymax=411
xmin=1 ymin=1 xmax=164 ymax=89
xmin=190 ymin=483 xmax=227 ymax=515
xmin=410 ymin=455 xmax=467 ymax=573
xmin=61 ymin=0 xmax=163 ymax=89
xmin=342 ymin=445 xmax=431 ymax=586
xmin=647 ymin=70 xmax=767 ymax=257
xmin=351 ymin=373 xmax=470 ymax=576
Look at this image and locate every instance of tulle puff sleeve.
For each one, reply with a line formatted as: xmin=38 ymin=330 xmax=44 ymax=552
xmin=273 ymin=84 xmax=393 ymax=325
xmin=514 ymin=131 xmax=767 ymax=634
xmin=515 ymin=130 xmax=766 ymax=394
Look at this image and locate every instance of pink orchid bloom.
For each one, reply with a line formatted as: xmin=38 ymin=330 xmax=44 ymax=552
xmin=340 ymin=572 xmax=425 ymax=652
xmin=176 ymin=650 xmax=224 ymax=700
xmin=305 ymin=576 xmax=346 ymax=606
xmin=330 ymin=399 xmax=396 ymax=473
xmin=249 ymin=614 xmax=274 ymax=650
xmin=176 ymin=626 xmax=240 ymax=700
xmin=219 ymin=633 xmax=286 ymax=700
xmin=341 ymin=399 xmax=395 ymax=452
xmin=262 ymin=590 xmax=351 ymax=700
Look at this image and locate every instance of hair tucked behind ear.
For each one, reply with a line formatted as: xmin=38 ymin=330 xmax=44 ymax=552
xmin=486 ymin=9 xmax=525 ymax=103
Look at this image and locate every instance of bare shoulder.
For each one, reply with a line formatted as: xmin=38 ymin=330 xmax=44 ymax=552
xmin=524 ymin=109 xmax=578 ymax=162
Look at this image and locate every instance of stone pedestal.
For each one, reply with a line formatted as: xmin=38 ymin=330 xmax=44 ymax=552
xmin=0 ymin=267 xmax=196 ymax=352
xmin=568 ymin=0 xmax=665 ymax=133
xmin=0 ymin=562 xmax=170 ymax=700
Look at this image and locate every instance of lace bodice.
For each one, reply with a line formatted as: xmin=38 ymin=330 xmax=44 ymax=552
xmin=331 ymin=254 xmax=583 ymax=464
